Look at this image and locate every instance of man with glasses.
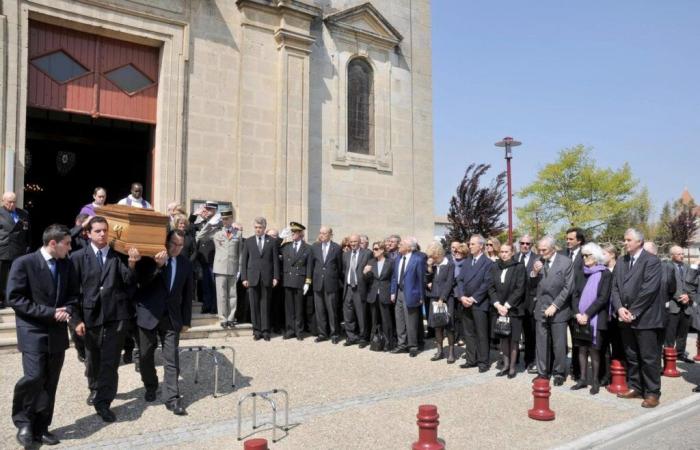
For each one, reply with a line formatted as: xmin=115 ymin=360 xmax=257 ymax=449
xmin=516 ymin=235 xmax=538 ymax=373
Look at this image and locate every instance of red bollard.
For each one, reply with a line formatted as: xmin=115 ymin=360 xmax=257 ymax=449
xmin=528 ymin=378 xmax=555 ymax=421
xmin=606 ymin=359 xmax=628 ymax=394
xmin=243 ymin=438 xmax=268 ymax=450
xmin=663 ymin=347 xmax=681 ymax=377
xmin=412 ymin=404 xmax=445 ymax=450
xmin=695 ymin=338 xmax=700 ymax=362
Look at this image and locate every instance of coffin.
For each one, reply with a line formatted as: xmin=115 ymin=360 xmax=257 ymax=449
xmin=95 ymin=204 xmax=169 ymax=257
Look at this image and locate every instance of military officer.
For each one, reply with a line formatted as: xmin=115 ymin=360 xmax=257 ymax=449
xmin=281 ymin=222 xmax=313 ymax=340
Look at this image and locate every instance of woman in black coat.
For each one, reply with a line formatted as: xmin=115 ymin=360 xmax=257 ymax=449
xmin=363 ymin=241 xmax=395 ymax=351
xmin=425 ymin=243 xmax=456 ymax=363
xmin=488 ymin=243 xmax=526 ymax=378
xmin=571 ymin=242 xmax=612 ymax=395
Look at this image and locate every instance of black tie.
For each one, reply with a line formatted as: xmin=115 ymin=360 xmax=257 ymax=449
xmin=48 ymin=258 xmax=57 ymax=283
xmin=629 ymin=257 xmax=634 ymax=270
xmin=471 ymin=258 xmax=476 ymax=266
xmin=96 ymin=249 xmax=104 ymax=270
xmin=544 ymin=260 xmax=550 ymax=277
xmin=399 ymin=256 xmax=407 ymax=290
xmin=164 ymin=257 xmax=173 ymax=292
xmin=258 ymin=236 xmax=263 ymax=254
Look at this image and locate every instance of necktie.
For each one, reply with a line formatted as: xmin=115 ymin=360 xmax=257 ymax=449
xmin=164 ymin=257 xmax=173 ymax=291
xmin=295 ymin=242 xmax=299 ymax=253
xmin=350 ymin=251 xmax=358 ymax=287
xmin=544 ymin=260 xmax=550 ymax=277
xmin=258 ymin=236 xmax=263 ymax=254
xmin=11 ymin=210 xmax=18 ymax=223
xmin=48 ymin=258 xmax=58 ymax=286
xmin=471 ymin=258 xmax=476 ymax=266
xmin=677 ymin=263 xmax=685 ymax=280
xmin=399 ymin=256 xmax=407 ymax=289
xmin=96 ymin=249 xmax=104 ymax=270
xmin=629 ymin=257 xmax=634 ymax=270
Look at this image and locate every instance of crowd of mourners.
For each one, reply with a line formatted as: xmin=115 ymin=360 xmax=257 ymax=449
xmin=1 ymin=183 xmax=699 ymax=447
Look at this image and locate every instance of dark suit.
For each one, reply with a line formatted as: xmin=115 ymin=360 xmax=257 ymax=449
xmin=0 ymin=207 xmax=30 ymax=306
xmin=390 ymin=252 xmax=426 ymax=350
xmin=365 ymin=257 xmax=395 ymax=345
xmin=516 ymin=251 xmax=537 ymax=366
xmin=135 ymin=255 xmax=193 ymax=404
xmin=8 ymin=250 xmax=79 ymax=433
xmin=241 ymin=234 xmax=280 ymax=337
xmin=310 ymin=241 xmax=343 ymax=339
xmin=281 ymin=240 xmax=312 ymax=337
xmin=71 ymin=245 xmax=137 ymax=408
xmin=456 ymin=255 xmax=494 ymax=368
xmin=342 ymin=248 xmax=372 ymax=342
xmin=664 ymin=261 xmax=690 ymax=354
xmin=610 ymin=250 xmax=664 ymax=397
xmin=560 ymin=248 xmax=585 ymax=379
xmin=529 ymin=253 xmax=574 ymax=378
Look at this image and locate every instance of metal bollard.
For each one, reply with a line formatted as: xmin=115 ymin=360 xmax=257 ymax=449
xmin=412 ymin=405 xmax=444 ymax=450
xmin=238 ymin=389 xmax=290 ymax=443
xmin=528 ymin=378 xmax=555 ymax=421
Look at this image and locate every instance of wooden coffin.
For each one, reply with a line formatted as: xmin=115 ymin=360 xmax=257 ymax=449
xmin=95 ymin=204 xmax=169 ymax=257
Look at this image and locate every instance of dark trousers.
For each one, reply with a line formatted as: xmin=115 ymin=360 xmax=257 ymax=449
xmin=69 ymin=324 xmax=86 ymax=359
xmin=395 ymin=291 xmax=420 ymax=349
xmin=85 ymin=320 xmax=128 ymax=408
xmin=248 ymin=283 xmax=271 ymax=336
xmin=304 ymin=293 xmax=317 ymax=335
xmin=314 ymin=290 xmax=338 ymax=338
xmin=270 ymin=285 xmax=285 ymax=333
xmin=664 ymin=313 xmax=691 ymax=354
xmin=535 ymin=320 xmax=568 ymax=377
xmin=200 ymin=264 xmax=217 ymax=314
xmin=343 ymin=286 xmax=367 ymax=341
xmin=12 ymin=351 xmax=65 ymax=432
xmin=139 ymin=317 xmax=181 ymax=404
xmin=0 ymin=259 xmax=12 ymax=305
xmin=522 ymin=310 xmax=536 ymax=366
xmin=460 ymin=306 xmax=491 ymax=368
xmin=621 ymin=326 xmax=662 ymax=397
xmin=369 ymin=301 xmax=394 ymax=345
xmin=284 ymin=287 xmax=305 ymax=337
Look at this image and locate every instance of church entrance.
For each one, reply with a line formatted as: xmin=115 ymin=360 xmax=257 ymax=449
xmin=24 ymin=20 xmax=159 ymax=244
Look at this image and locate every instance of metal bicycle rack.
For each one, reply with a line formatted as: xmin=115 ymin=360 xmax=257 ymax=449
xmin=178 ymin=345 xmax=236 ymax=397
xmin=237 ymin=389 xmax=289 ymax=443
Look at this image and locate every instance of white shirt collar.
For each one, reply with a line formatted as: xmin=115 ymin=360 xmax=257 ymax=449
xmin=548 ymin=253 xmax=557 ymax=265
xmin=40 ymin=247 xmax=53 ymax=262
xmin=90 ymin=242 xmax=107 ymax=256
xmin=631 ymin=248 xmax=643 ymax=260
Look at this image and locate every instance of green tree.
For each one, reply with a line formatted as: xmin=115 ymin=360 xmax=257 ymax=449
xmin=654 ymin=201 xmax=674 ymax=252
xmin=517 ymin=145 xmax=641 ymax=238
xmin=598 ymin=187 xmax=652 ymax=245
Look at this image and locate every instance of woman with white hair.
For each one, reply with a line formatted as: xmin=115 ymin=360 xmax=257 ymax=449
xmin=570 ymin=242 xmax=612 ymax=394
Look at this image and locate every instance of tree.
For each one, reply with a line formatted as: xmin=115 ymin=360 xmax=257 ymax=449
xmin=669 ymin=202 xmax=698 ymax=249
xmin=517 ymin=145 xmax=641 ymax=238
xmin=654 ymin=201 xmax=674 ymax=253
xmin=444 ymin=163 xmax=506 ymax=244
xmin=598 ymin=187 xmax=652 ymax=246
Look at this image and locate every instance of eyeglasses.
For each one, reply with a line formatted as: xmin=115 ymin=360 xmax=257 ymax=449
xmin=486 ymin=243 xmax=493 ymax=246
xmin=582 ymin=253 xmax=592 ymax=258
xmin=520 ymin=242 xmax=531 ymax=246
xmin=372 ymin=247 xmax=380 ymax=251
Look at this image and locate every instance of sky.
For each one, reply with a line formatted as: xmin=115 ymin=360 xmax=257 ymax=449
xmin=431 ymin=0 xmax=700 ymax=223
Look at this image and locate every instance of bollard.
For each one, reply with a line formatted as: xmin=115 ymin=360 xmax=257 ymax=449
xmin=243 ymin=438 xmax=268 ymax=450
xmin=662 ymin=347 xmax=681 ymax=377
xmin=606 ymin=359 xmax=628 ymax=394
xmin=412 ymin=405 xmax=445 ymax=450
xmin=695 ymin=338 xmax=700 ymax=362
xmin=528 ymin=378 xmax=555 ymax=421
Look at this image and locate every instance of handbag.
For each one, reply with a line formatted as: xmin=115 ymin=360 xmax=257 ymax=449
xmin=369 ymin=324 xmax=386 ymax=352
xmin=429 ymin=301 xmax=450 ymax=328
xmin=571 ymin=320 xmax=593 ymax=343
xmin=494 ymin=316 xmax=511 ymax=336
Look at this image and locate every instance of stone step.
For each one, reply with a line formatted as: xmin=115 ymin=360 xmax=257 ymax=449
xmin=0 ymin=337 xmax=18 ymax=354
xmin=0 ymin=323 xmax=16 ymax=339
xmin=181 ymin=323 xmax=253 ymax=340
xmin=0 ymin=308 xmax=14 ymax=323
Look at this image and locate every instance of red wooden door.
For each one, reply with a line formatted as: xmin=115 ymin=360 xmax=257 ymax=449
xmin=28 ymin=21 xmax=159 ymax=124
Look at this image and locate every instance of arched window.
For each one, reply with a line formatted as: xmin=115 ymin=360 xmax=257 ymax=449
xmin=347 ymin=58 xmax=374 ymax=155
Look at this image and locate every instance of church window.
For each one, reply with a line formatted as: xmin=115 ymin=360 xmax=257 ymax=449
xmin=347 ymin=58 xmax=374 ymax=155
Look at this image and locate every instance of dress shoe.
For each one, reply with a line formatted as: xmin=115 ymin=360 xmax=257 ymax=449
xmin=460 ymin=362 xmax=477 ymax=369
xmin=331 ymin=336 xmax=340 ymax=344
xmin=35 ymin=431 xmax=60 ymax=446
xmin=220 ymin=321 xmax=228 ymax=329
xmin=641 ymin=396 xmax=659 ymax=408
xmin=553 ymin=376 xmax=565 ymax=386
xmin=16 ymin=425 xmax=33 ymax=447
xmin=527 ymin=365 xmax=539 ymax=375
xmin=431 ymin=350 xmax=444 ymax=361
xmin=96 ymin=406 xmax=116 ymax=423
xmin=122 ymin=351 xmax=133 ymax=364
xmin=253 ymin=334 xmax=262 ymax=341
xmin=693 ymin=385 xmax=700 ymax=393
xmin=589 ymin=382 xmax=600 ymax=395
xmin=478 ymin=366 xmax=489 ymax=373
xmin=77 ymin=353 xmax=86 ymax=363
xmin=343 ymin=339 xmax=357 ymax=347
xmin=296 ymin=336 xmax=304 ymax=341
xmin=263 ymin=334 xmax=270 ymax=341
xmin=166 ymin=399 xmax=187 ymax=415
xmin=283 ymin=333 xmax=294 ymax=340
xmin=227 ymin=321 xmax=237 ymax=329
xmin=409 ymin=348 xmax=418 ymax=358
xmin=358 ymin=340 xmax=369 ymax=349
xmin=144 ymin=390 xmax=157 ymax=402
xmin=617 ymin=389 xmax=642 ymax=399
xmin=495 ymin=369 xmax=508 ymax=377
xmin=507 ymin=372 xmax=517 ymax=379
xmin=570 ymin=381 xmax=587 ymax=391
xmin=391 ymin=346 xmax=407 ymax=354
xmin=679 ymin=355 xmax=696 ymax=364
xmin=86 ymin=390 xmax=97 ymax=406
xmin=314 ymin=336 xmax=328 ymax=343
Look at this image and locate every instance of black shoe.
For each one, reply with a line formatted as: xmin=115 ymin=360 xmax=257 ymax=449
xmin=144 ymin=390 xmax=157 ymax=402
xmin=283 ymin=333 xmax=294 ymax=340
xmin=570 ymin=381 xmax=587 ymax=391
xmin=86 ymin=390 xmax=97 ymax=406
xmin=35 ymin=431 xmax=60 ymax=446
xmin=227 ymin=321 xmax=237 ymax=329
xmin=297 ymin=336 xmax=304 ymax=341
xmin=409 ymin=348 xmax=418 ymax=358
xmin=391 ymin=346 xmax=407 ymax=354
xmin=253 ymin=334 xmax=262 ymax=341
xmin=343 ymin=339 xmax=357 ymax=347
xmin=16 ymin=425 xmax=33 ymax=447
xmin=332 ymin=336 xmax=340 ymax=344
xmin=77 ymin=353 xmax=86 ymax=363
xmin=553 ymin=376 xmax=565 ymax=386
xmin=122 ymin=351 xmax=133 ymax=364
xmin=166 ymin=399 xmax=187 ymax=416
xmin=263 ymin=334 xmax=271 ymax=341
xmin=693 ymin=385 xmax=700 ymax=393
xmin=460 ymin=362 xmax=477 ymax=369
xmin=478 ymin=366 xmax=489 ymax=373
xmin=96 ymin=406 xmax=116 ymax=423
xmin=496 ymin=369 xmax=508 ymax=377
xmin=220 ymin=321 xmax=228 ymax=329
xmin=590 ymin=383 xmax=600 ymax=395
xmin=679 ymin=356 xmax=696 ymax=364
xmin=358 ymin=340 xmax=369 ymax=349
xmin=507 ymin=372 xmax=517 ymax=379
xmin=314 ymin=336 xmax=328 ymax=343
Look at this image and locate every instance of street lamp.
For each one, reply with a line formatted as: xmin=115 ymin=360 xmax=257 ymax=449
xmin=495 ymin=136 xmax=521 ymax=245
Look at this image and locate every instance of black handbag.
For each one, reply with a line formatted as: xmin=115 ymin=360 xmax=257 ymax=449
xmin=429 ymin=301 xmax=450 ymax=328
xmin=571 ymin=320 xmax=593 ymax=343
xmin=369 ymin=324 xmax=386 ymax=352
xmin=494 ymin=316 xmax=511 ymax=336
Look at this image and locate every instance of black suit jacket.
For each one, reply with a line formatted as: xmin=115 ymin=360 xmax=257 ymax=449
xmin=342 ymin=248 xmax=372 ymax=297
xmin=7 ymin=250 xmax=79 ymax=353
xmin=456 ymin=255 xmax=494 ymax=312
xmin=516 ymin=251 xmax=537 ymax=313
xmin=364 ymin=257 xmax=394 ymax=304
xmin=281 ymin=241 xmax=312 ymax=288
xmin=70 ymin=246 xmax=137 ymax=327
xmin=310 ymin=241 xmax=343 ymax=293
xmin=241 ymin=234 xmax=280 ymax=287
xmin=134 ymin=255 xmax=193 ymax=332
xmin=571 ymin=269 xmax=612 ymax=330
xmin=489 ymin=261 xmax=526 ymax=316
xmin=610 ymin=250 xmax=664 ymax=329
xmin=0 ymin=207 xmax=31 ymax=261
xmin=426 ymin=261 xmax=455 ymax=302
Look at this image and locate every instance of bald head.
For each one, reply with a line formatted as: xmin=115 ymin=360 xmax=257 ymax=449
xmin=670 ymin=245 xmax=684 ymax=263
xmin=318 ymin=226 xmax=333 ymax=243
xmin=348 ymin=234 xmax=360 ymax=251
xmin=643 ymin=241 xmax=657 ymax=255
xmin=2 ymin=192 xmax=17 ymax=211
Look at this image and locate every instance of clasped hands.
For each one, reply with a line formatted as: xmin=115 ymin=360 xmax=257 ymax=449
xmin=460 ymin=296 xmax=476 ymax=308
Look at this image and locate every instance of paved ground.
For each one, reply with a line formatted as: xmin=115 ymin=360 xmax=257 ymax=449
xmin=1 ymin=334 xmax=699 ymax=449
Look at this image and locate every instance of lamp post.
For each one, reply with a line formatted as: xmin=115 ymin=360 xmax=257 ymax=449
xmin=495 ymin=137 xmax=521 ymax=245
